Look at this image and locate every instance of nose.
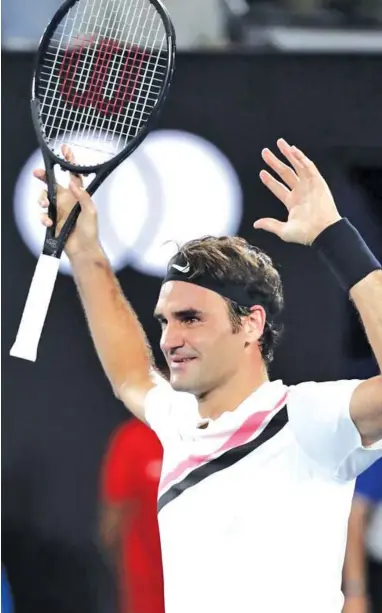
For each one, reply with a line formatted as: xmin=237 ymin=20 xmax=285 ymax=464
xmin=160 ymin=322 xmax=185 ymax=354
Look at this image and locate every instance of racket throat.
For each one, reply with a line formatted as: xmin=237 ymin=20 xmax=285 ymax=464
xmin=43 ymin=225 xmax=61 ymax=257
xmin=43 ymin=237 xmax=60 ymax=257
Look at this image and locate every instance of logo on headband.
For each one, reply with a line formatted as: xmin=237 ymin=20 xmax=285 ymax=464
xmin=171 ymin=262 xmax=190 ymax=274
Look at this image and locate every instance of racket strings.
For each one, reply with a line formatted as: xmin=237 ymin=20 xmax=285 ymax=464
xmin=37 ymin=0 xmax=168 ymax=164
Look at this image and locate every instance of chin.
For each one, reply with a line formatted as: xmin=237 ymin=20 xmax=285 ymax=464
xmin=170 ymin=374 xmax=196 ymax=394
xmin=170 ymin=377 xmax=189 ymax=392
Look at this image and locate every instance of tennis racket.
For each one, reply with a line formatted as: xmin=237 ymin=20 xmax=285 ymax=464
xmin=10 ymin=0 xmax=175 ymax=362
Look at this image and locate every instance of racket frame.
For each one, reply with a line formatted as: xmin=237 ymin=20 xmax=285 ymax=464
xmin=32 ymin=0 xmax=176 ymax=257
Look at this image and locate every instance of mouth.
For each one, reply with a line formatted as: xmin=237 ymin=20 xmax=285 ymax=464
xmin=169 ymin=357 xmax=196 ymax=371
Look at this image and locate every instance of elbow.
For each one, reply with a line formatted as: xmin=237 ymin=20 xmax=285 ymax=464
xmin=112 ymin=384 xmax=122 ymax=401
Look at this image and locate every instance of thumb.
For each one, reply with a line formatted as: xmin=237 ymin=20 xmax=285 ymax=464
xmin=253 ymin=218 xmax=286 ymax=239
xmin=62 ymin=144 xmax=83 ymax=189
xmin=69 ymin=180 xmax=96 ymax=215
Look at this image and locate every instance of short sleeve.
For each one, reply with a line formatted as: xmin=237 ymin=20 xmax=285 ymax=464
xmin=287 ymin=379 xmax=382 ymax=481
xmin=144 ymin=382 xmax=198 ymax=444
xmin=101 ymin=423 xmax=139 ymax=503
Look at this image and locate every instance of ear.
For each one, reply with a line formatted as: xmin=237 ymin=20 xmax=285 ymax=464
xmin=243 ymin=306 xmax=266 ymax=344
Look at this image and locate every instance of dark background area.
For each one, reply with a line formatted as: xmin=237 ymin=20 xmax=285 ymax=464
xmin=2 ymin=51 xmax=382 ymax=613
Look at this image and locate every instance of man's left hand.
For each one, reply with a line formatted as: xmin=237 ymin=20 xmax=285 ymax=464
xmin=254 ymin=139 xmax=341 ymax=245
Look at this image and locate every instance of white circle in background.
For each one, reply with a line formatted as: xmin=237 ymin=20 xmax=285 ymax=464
xmin=13 ymin=130 xmax=243 ymax=277
xmin=112 ymin=130 xmax=243 ymax=277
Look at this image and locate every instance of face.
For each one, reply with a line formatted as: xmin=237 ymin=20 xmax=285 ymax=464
xmin=154 ymin=281 xmax=264 ymax=396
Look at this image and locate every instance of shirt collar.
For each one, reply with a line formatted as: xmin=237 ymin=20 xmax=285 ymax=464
xmin=182 ymin=380 xmax=288 ymax=438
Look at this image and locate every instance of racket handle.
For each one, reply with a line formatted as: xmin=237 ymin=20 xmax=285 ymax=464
xmin=10 ymin=254 xmax=60 ymax=362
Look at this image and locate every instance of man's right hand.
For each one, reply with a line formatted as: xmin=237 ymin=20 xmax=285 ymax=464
xmin=34 ymin=144 xmax=100 ymax=258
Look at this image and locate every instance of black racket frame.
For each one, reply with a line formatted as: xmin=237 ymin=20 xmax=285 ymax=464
xmin=31 ymin=0 xmax=176 ymax=257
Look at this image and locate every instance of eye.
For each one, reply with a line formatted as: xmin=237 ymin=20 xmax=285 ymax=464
xmin=182 ymin=316 xmax=199 ymax=325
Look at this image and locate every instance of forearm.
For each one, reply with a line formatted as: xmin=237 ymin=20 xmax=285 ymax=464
xmin=312 ymin=219 xmax=382 ymax=372
xmin=343 ymin=503 xmax=368 ymax=597
xmin=70 ymin=246 xmax=153 ymax=395
xmin=343 ymin=536 xmax=367 ymax=597
xmin=350 ymin=270 xmax=382 ymax=372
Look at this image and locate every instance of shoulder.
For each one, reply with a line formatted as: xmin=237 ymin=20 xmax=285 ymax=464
xmin=286 ymin=379 xmax=363 ymax=427
xmin=287 ymin=379 xmax=362 ymax=407
xmin=285 ymin=379 xmax=363 ymax=438
xmin=285 ymin=379 xmax=367 ymax=479
xmin=145 ymin=382 xmax=198 ymax=442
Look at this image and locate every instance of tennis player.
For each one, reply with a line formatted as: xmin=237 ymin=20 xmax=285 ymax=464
xmin=36 ymin=139 xmax=382 ymax=613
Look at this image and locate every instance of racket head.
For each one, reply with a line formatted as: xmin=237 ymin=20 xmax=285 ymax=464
xmin=31 ymin=0 xmax=176 ymax=175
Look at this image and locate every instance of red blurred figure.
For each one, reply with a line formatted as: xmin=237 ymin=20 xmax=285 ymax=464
xmin=100 ymin=419 xmax=164 ymax=613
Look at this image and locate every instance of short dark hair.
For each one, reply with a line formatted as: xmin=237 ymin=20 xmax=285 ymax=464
xmin=168 ymin=236 xmax=284 ymax=365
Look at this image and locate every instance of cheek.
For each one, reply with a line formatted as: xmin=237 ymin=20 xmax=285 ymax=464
xmin=208 ymin=329 xmax=245 ymax=357
xmin=227 ymin=329 xmax=249 ymax=358
xmin=191 ymin=323 xmax=239 ymax=355
xmin=158 ymin=331 xmax=166 ymax=353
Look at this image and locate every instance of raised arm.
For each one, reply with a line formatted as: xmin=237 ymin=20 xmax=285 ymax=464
xmin=255 ymin=139 xmax=382 ymax=446
xmin=348 ymin=274 xmax=382 ymax=444
xmin=35 ymin=146 xmax=158 ymax=422
xmin=69 ymin=242 xmax=158 ymax=421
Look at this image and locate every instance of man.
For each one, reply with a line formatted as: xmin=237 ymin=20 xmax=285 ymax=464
xmin=35 ymin=139 xmax=382 ymax=613
xmin=343 ymin=458 xmax=382 ymax=613
xmin=100 ymin=419 xmax=164 ymax=613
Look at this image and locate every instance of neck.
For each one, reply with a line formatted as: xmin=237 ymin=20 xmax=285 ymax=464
xmin=197 ymin=360 xmax=269 ymax=420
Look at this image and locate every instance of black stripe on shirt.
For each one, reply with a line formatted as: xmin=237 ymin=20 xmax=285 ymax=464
xmin=158 ymin=405 xmax=288 ymax=514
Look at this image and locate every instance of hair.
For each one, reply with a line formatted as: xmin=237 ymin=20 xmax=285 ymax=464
xmin=167 ymin=236 xmax=284 ymax=365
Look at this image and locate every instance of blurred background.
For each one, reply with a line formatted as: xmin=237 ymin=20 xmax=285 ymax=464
xmin=2 ymin=1 xmax=382 ymax=613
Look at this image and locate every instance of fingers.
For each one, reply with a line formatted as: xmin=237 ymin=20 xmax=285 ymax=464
xmin=40 ymin=212 xmax=53 ymax=227
xmin=277 ymin=139 xmax=317 ymax=179
xmin=261 ymin=139 xmax=319 ymax=199
xmin=259 ymin=169 xmax=290 ymax=206
xmin=37 ymin=189 xmax=53 ymax=227
xmin=261 ymin=146 xmax=298 ymax=189
xmin=38 ymin=189 xmax=48 ymax=208
xmin=39 ymin=196 xmax=49 ymax=209
xmin=288 ymin=144 xmax=318 ymax=179
xmin=69 ymin=180 xmax=96 ymax=216
xmin=253 ymin=217 xmax=287 ymax=240
xmin=33 ymin=168 xmax=47 ymax=184
xmin=33 ymin=144 xmax=84 ymax=190
xmin=62 ymin=144 xmax=74 ymax=162
xmin=61 ymin=144 xmax=83 ymax=187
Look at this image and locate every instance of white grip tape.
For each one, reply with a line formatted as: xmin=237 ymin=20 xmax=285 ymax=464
xmin=10 ymin=254 xmax=61 ymax=362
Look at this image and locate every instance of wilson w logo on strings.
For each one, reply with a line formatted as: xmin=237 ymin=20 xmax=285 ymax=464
xmin=59 ymin=37 xmax=150 ymax=116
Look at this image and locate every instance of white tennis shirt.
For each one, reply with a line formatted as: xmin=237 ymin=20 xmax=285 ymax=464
xmin=144 ymin=379 xmax=382 ymax=613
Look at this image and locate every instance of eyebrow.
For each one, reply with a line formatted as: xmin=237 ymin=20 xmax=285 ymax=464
xmin=153 ymin=308 xmax=204 ymax=321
